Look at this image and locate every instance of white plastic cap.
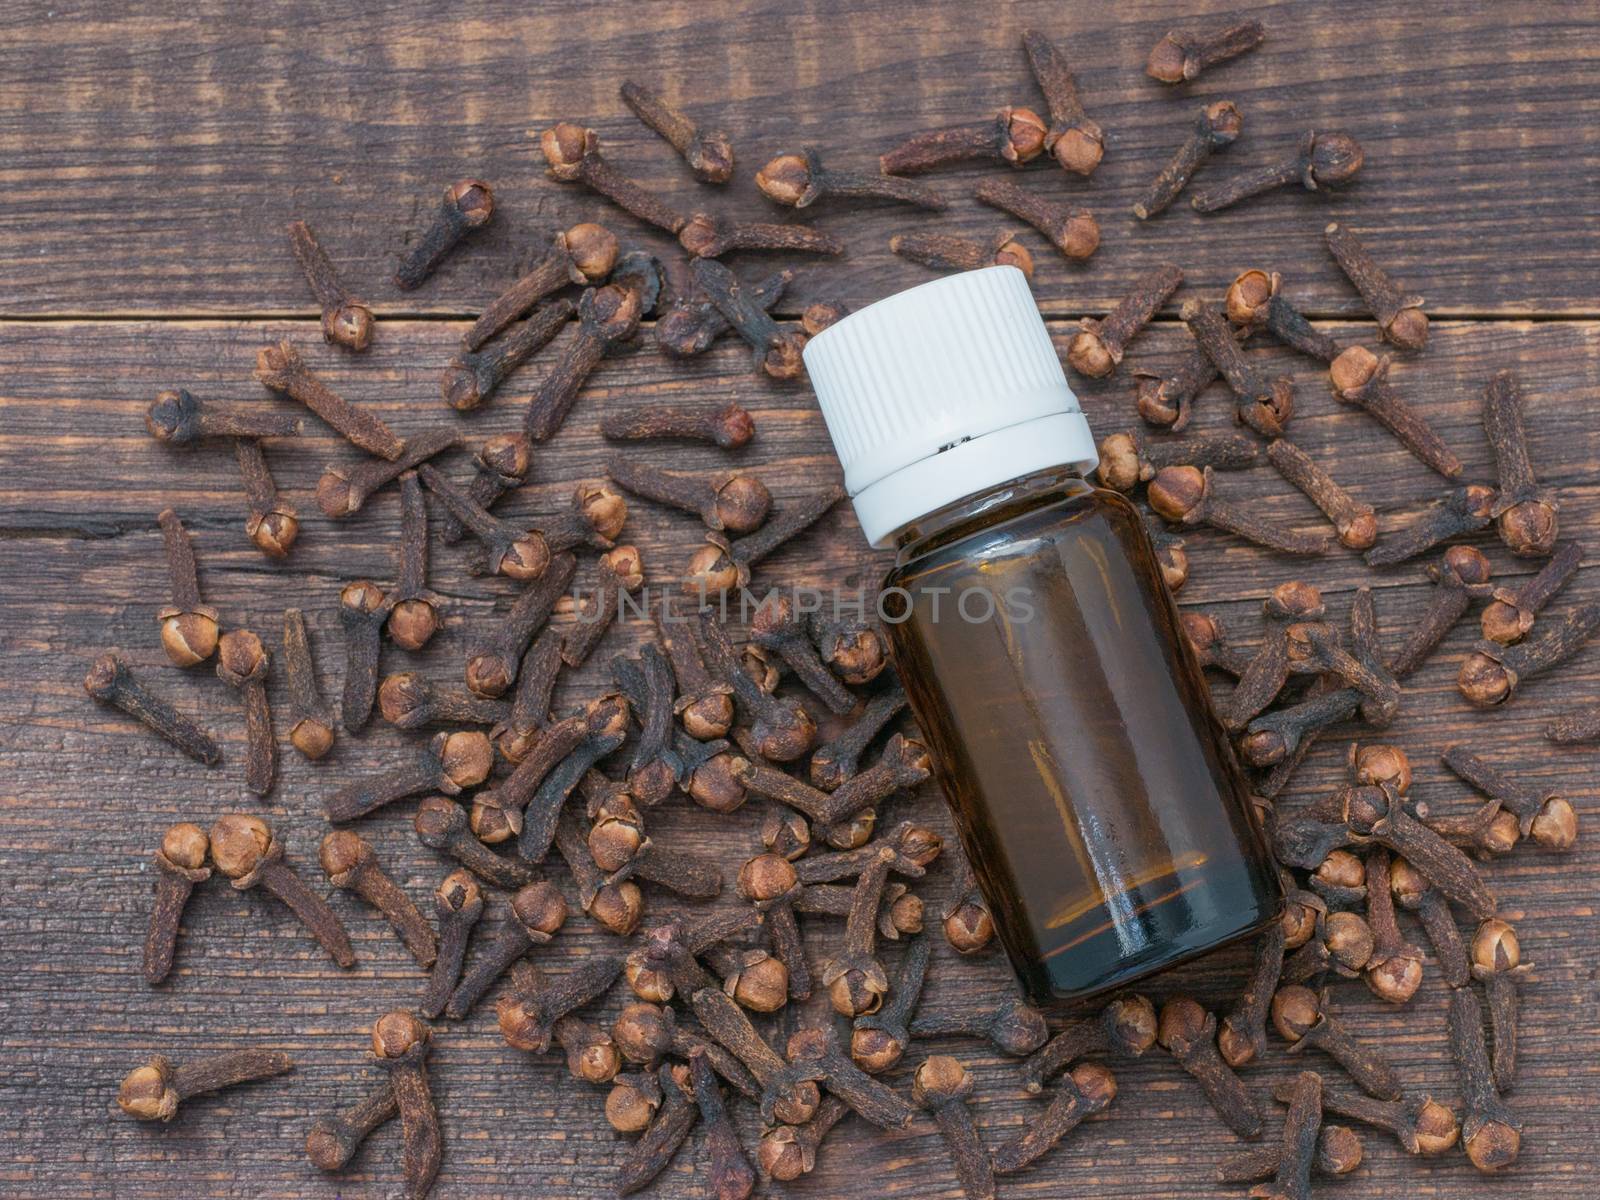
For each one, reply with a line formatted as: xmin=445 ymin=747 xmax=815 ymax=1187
xmin=803 ymin=266 xmax=1096 ymax=547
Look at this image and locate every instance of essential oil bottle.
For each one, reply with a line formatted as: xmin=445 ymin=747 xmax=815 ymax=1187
xmin=803 ymin=267 xmax=1280 ymax=1004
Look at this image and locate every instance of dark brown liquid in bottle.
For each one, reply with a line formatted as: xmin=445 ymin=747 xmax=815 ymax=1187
xmin=884 ymin=470 xmax=1279 ymax=1004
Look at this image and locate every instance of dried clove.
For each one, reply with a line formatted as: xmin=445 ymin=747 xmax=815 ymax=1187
xmin=1226 ymin=270 xmax=1342 ymax=362
xmin=608 ymin=650 xmax=683 ymax=804
xmin=686 ymin=1051 xmax=756 ymax=1200
xmin=439 ymin=434 xmax=532 ymax=543
xmin=306 ymin=1077 xmax=399 ymax=1171
xmin=660 ymin=274 xmax=790 ymax=363
xmin=1457 ymin=601 xmax=1600 ymax=707
xmin=1483 ymin=540 xmax=1580 ymax=645
xmin=1146 ymin=20 xmax=1264 ymax=82
xmin=560 ymin=546 xmax=644 ymax=670
xmin=1150 ymin=466 xmax=1329 ymax=556
xmin=517 ymin=695 xmax=631 ymax=861
xmin=320 ymin=830 xmax=437 ymax=968
xmin=1015 ymin=29 xmax=1102 ymax=175
xmin=143 ymin=823 xmax=211 ymax=986
xmin=909 ymin=994 xmax=1048 ymax=1058
xmin=338 ymin=581 xmax=389 ymax=733
xmin=1330 ymin=348 xmax=1463 ymax=479
xmin=678 ymin=211 xmax=843 ymax=260
xmin=540 ymin=123 xmax=688 ymax=233
xmin=1272 ymin=985 xmax=1402 ymax=1098
xmin=1423 ymin=797 xmax=1523 ymax=861
xmin=154 ymin=508 xmax=220 ymax=668
xmin=608 ymin=456 xmax=770 ymax=535
xmin=1182 ymin=611 xmax=1253 ymax=676
xmin=890 ymin=229 xmax=1035 ymax=279
xmin=1252 ymin=1070 xmax=1322 ymax=1200
xmin=395 ymin=179 xmax=494 ymax=290
xmin=473 ymin=708 xmax=589 ymax=843
xmin=1135 ymin=324 xmax=1248 ymax=431
xmin=1217 ymin=1123 xmax=1364 ymax=1183
xmin=84 ymin=653 xmax=220 ymax=764
xmin=912 ymin=1057 xmax=995 ymax=1200
xmin=691 ymin=987 xmax=821 ymax=1124
xmin=849 ymin=933 xmax=929 ymax=1073
xmin=1449 ymin=985 xmax=1522 ymax=1171
xmin=371 ymin=1012 xmax=442 ymax=1200
xmin=1270 ymin=440 xmax=1375 ymax=550
xmin=620 ymin=80 xmax=733 ymax=184
xmin=1219 ymin=921 xmax=1287 ymax=1067
xmin=326 ymin=730 xmax=493 ymax=822
xmin=617 ymin=1064 xmax=697 ymax=1196
xmin=1068 ymin=264 xmax=1183 ymax=378
xmin=1470 ymin=918 xmax=1527 ymax=1092
xmin=992 ymin=1063 xmax=1117 ymax=1175
xmin=234 ymin=438 xmax=297 ymax=557
xmin=1216 ymin=582 xmax=1324 ymax=732
xmin=758 ymin=1095 xmax=849 ymax=1181
xmin=523 ymin=284 xmax=642 ymax=442
xmin=1020 ymin=993 xmax=1156 ymax=1094
xmin=554 ymin=1015 xmax=622 ymax=1085
xmin=807 ymin=611 xmax=889 ymax=685
xmin=796 ymin=821 xmax=943 ymax=885
xmin=1309 ymin=849 xmax=1367 ymax=908
xmin=278 ymin=609 xmax=335 ymax=761
xmin=602 ymin=400 xmax=755 ymax=448
xmin=1095 ymin=428 xmax=1259 ymax=494
xmin=974 ymin=177 xmax=1098 ymax=259
xmin=1181 ymin=297 xmax=1294 ymax=436
xmin=1285 ymin=613 xmax=1399 ymax=726
xmin=421 ymin=871 xmax=483 ymax=1020
xmin=1134 ymin=101 xmax=1242 ymax=219
xmin=446 ymin=881 xmax=568 ymax=1019
xmin=209 ymin=814 xmax=354 ymax=967
xmin=117 ymin=1048 xmax=293 ymax=1122
xmin=1388 ymin=546 xmax=1494 ymax=678
xmin=441 ymin=298 xmax=573 ymax=411
xmin=819 ymin=847 xmax=896 ymax=1016
xmin=463 ymin=224 xmax=617 ymax=351
xmin=213 ymin=630 xmax=274 ymax=795
xmin=880 ymin=106 xmax=1047 ymax=174
xmin=687 ymin=484 xmax=845 ymax=598
xmin=758 ymin=146 xmax=944 ymax=210
xmin=942 ymin=857 xmax=994 ymax=954
xmin=496 ymin=953 xmax=627 ymax=1052
xmin=1335 ymin=786 xmax=1498 ymax=918
xmin=1443 ymin=744 xmax=1577 ymax=851
xmin=786 ymin=1026 xmax=915 ymax=1129
xmin=416 ymin=463 xmax=562 ymax=582
xmin=1366 ymin=484 xmax=1498 ymax=568
xmin=287 ymin=219 xmax=372 ymax=351
xmin=606 ymin=1070 xmax=664 ymax=1134
xmin=688 ymin=257 xmax=810 ymax=379
xmin=1190 ymin=131 xmax=1363 ymax=213
xmin=146 ymin=388 xmax=300 ymax=447
xmin=1325 ymin=223 xmax=1427 ymax=351
xmin=750 ymin=596 xmax=854 ymax=714
xmin=1389 ymin=858 xmax=1468 ymax=988
xmin=255 ymin=341 xmax=405 ymax=460
xmin=810 ymin=684 xmax=907 ymax=790
xmin=464 ymin=554 xmax=576 ymax=699
xmin=1276 ymin=1077 xmax=1457 ymax=1157
xmin=736 ymin=853 xmax=812 ymax=1000
xmin=613 ymin=1001 xmax=678 ymax=1067
xmin=1157 ymin=997 xmax=1263 ymax=1138
xmin=378 ymin=673 xmax=510 ymax=733
xmin=1483 ymin=369 xmax=1558 ymax=556
xmin=698 ymin=615 xmax=817 ymax=761
xmin=385 ymin=472 xmax=442 ymax=651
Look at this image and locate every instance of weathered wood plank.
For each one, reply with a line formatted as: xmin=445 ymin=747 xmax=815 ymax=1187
xmin=1 ymin=1 xmax=1598 ymax=321
xmin=1 ymin=312 xmax=1597 ymax=1197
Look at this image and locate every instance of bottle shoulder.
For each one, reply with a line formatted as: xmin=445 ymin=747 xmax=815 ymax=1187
xmin=888 ymin=479 xmax=1138 ymax=581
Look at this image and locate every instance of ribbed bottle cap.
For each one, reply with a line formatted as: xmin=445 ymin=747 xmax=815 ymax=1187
xmin=803 ymin=266 xmax=1096 ymax=547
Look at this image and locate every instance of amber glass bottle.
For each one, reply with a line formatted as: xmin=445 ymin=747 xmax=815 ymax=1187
xmin=804 ymin=267 xmax=1279 ymax=1005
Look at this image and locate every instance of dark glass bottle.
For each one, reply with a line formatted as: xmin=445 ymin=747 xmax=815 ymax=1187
xmin=882 ymin=467 xmax=1280 ymax=1003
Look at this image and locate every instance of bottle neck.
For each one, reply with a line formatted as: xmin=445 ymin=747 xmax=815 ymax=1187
xmin=891 ymin=466 xmax=1090 ymax=555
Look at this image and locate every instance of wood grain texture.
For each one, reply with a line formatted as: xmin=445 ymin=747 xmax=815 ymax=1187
xmin=3 ymin=1 xmax=1600 ymax=1197
xmin=1 ymin=1 xmax=1598 ymax=320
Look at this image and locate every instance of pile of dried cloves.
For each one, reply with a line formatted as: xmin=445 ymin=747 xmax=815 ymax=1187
xmin=98 ymin=14 xmax=1590 ymax=1200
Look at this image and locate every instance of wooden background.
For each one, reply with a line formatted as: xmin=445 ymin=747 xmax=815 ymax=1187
xmin=2 ymin=1 xmax=1598 ymax=1197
